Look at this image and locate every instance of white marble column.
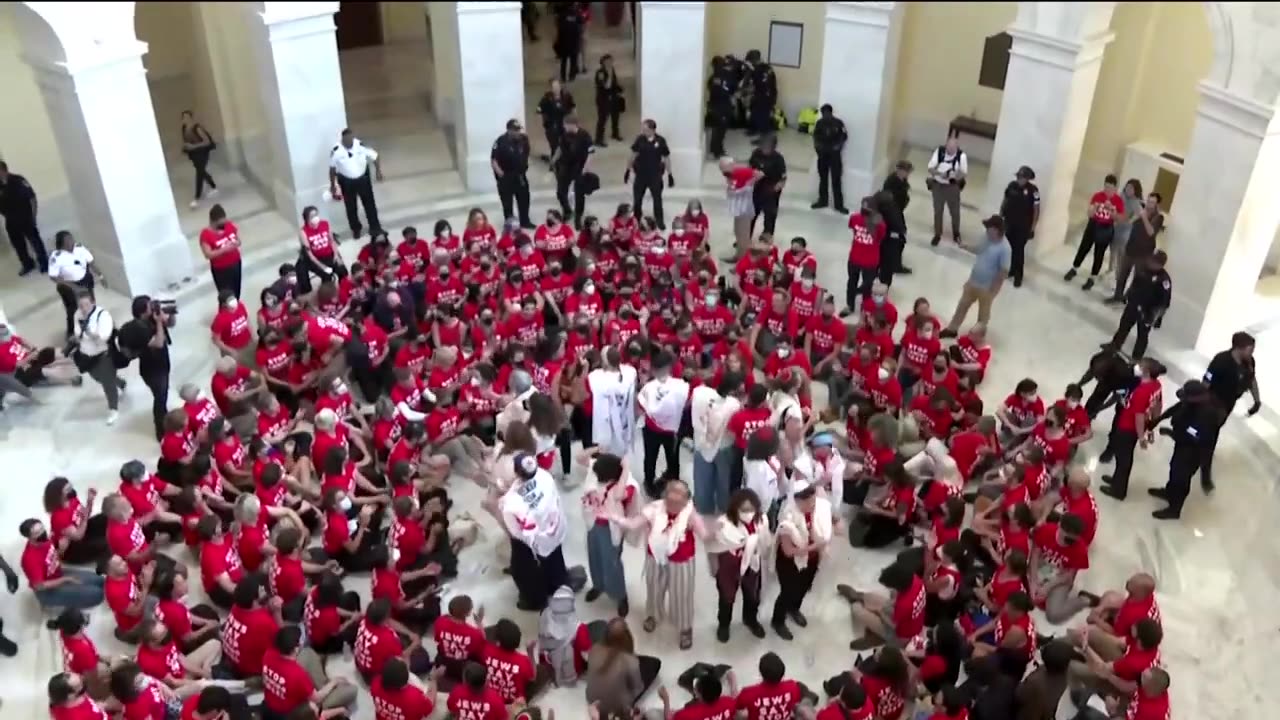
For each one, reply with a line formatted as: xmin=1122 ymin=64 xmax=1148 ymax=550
xmin=638 ymin=1 xmax=706 ymax=185
xmin=984 ymin=28 xmax=1112 ymax=255
xmin=452 ymin=1 xmax=526 ymax=193
xmin=258 ymin=2 xmax=349 ymax=223
xmin=428 ymin=1 xmax=460 ymax=128
xmin=26 ymin=44 xmax=193 ymax=294
xmin=814 ymin=1 xmax=901 ymax=203
xmin=1163 ymin=84 xmax=1280 ymax=354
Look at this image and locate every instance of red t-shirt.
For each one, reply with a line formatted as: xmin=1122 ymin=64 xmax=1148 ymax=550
xmin=106 ymin=518 xmax=150 ymax=572
xmin=1031 ymin=522 xmax=1090 ymax=572
xmin=372 ymin=676 xmax=436 ymax=720
xmin=52 ymin=699 xmax=110 ymax=720
xmin=675 ymin=697 xmax=739 ymax=720
xmin=304 ymin=588 xmax=344 ymax=646
xmin=1125 ymin=690 xmax=1170 ymax=720
xmin=0 ymin=336 xmax=31 ymax=373
xmin=434 ymin=615 xmax=486 ymax=661
xmin=892 ymin=574 xmax=927 ymax=641
xmin=302 ymin=220 xmax=335 ymax=258
xmin=1117 ymin=378 xmax=1162 ymax=433
xmin=21 ymin=539 xmax=61 ymax=587
xmin=1089 ymin=191 xmax=1126 ymax=225
xmin=269 ymin=555 xmax=307 ymax=604
xmin=262 ymin=648 xmax=316 ymax=713
xmin=105 ymin=573 xmax=145 ymax=631
xmin=210 ymin=303 xmax=252 ymax=350
xmin=49 ymin=497 xmax=88 ymax=548
xmin=815 ymin=699 xmax=875 ymax=720
xmin=236 ymin=517 xmax=269 ymax=572
xmin=1002 ymin=393 xmax=1045 ymax=429
xmin=847 ymin=212 xmax=887 ymax=267
xmin=136 ymin=639 xmax=184 ymax=682
xmin=200 ymin=222 xmax=241 ymax=269
xmin=948 ymin=430 xmax=993 ymax=480
xmin=1112 ymin=594 xmax=1162 ymax=646
xmin=446 ymin=683 xmax=508 ymax=720
xmin=210 ymin=365 xmax=252 ymax=416
xmin=1112 ymin=643 xmax=1160 ymax=682
xmin=60 ymin=631 xmax=99 ymax=674
xmin=806 ymin=314 xmax=847 ymax=356
xmin=222 ymin=605 xmax=279 ymax=676
xmin=860 ymin=674 xmax=906 ymax=720
xmin=199 ymin=535 xmax=244 ymax=592
xmin=727 ymin=406 xmax=772 ymax=449
xmin=119 ymin=476 xmax=168 ymax=518
xmin=898 ymin=328 xmax=940 ymax=374
xmin=1053 ymin=399 xmax=1091 ymax=439
xmin=736 ymin=680 xmax=801 ymax=720
xmin=157 ymin=599 xmax=193 ymax=644
xmin=355 ymin=619 xmax=403 ymax=676
xmin=483 ymin=643 xmax=536 ymax=703
xmin=691 ymin=304 xmax=735 ymax=341
xmin=120 ymin=683 xmax=167 ymax=720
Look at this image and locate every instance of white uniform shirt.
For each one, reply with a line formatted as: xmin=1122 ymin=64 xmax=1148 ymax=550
xmin=74 ymin=305 xmax=113 ymax=356
xmin=48 ymin=245 xmax=94 ymax=282
xmin=329 ymin=139 xmax=379 ymax=180
xmin=927 ymin=147 xmax=968 ymax=182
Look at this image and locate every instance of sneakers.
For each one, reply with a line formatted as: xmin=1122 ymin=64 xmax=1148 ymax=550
xmin=939 ymin=328 xmax=958 ymax=340
xmin=189 ymin=200 xmax=199 ymax=209
xmin=106 ymin=410 xmax=119 ymax=426
xmin=1064 ymin=268 xmax=1078 ymax=281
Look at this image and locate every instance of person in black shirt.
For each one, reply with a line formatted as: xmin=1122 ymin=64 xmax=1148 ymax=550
xmin=743 ymin=50 xmax=777 ymax=137
xmin=626 ymin=120 xmax=671 ymax=229
xmin=1077 ymin=346 xmax=1135 ymax=420
xmin=0 ymin=161 xmax=48 ymax=275
xmin=536 ymin=79 xmax=575 ymax=164
xmin=878 ymin=161 xmax=914 ymax=281
xmin=999 ymin=165 xmax=1040 ymax=288
xmin=1149 ymin=379 xmax=1225 ymax=518
xmin=552 ymin=114 xmax=595 ymax=226
xmin=810 ymin=104 xmax=848 ymax=213
xmin=593 ymin=55 xmax=624 ymax=146
xmin=552 ymin=2 xmax=584 ymax=82
xmin=117 ymin=296 xmax=172 ymax=441
xmin=372 ymin=285 xmax=415 ymax=336
xmin=1103 ymin=250 xmax=1171 ymax=360
xmin=491 ymin=119 xmax=535 ymax=229
xmin=520 ymin=0 xmax=539 ymax=42
xmin=706 ymin=57 xmax=734 ymax=158
xmin=748 ymin=135 xmax=786 ymax=236
xmin=1203 ymin=330 xmax=1260 ymax=428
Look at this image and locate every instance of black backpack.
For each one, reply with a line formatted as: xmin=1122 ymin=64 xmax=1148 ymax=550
xmin=930 ymin=146 xmax=967 ymax=191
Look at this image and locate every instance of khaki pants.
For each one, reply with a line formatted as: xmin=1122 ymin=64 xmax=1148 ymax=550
xmin=946 ymin=282 xmax=994 ymax=331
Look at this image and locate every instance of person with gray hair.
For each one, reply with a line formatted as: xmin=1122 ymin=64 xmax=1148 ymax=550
xmin=497 ymin=368 xmax=536 ymax=439
xmin=212 ymin=355 xmax=265 ymax=439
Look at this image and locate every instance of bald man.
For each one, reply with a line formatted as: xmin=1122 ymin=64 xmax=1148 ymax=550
xmin=1068 ymin=572 xmax=1161 ymax=661
xmin=1046 ymin=466 xmax=1099 ymax=548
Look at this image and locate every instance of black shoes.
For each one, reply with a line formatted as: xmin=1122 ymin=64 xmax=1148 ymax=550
xmin=834 ymin=205 xmax=850 ymax=214
xmin=1064 ymin=268 xmax=1078 ymax=281
xmin=585 ymin=588 xmax=602 ymax=602
xmin=1201 ymin=478 xmax=1215 ymax=495
xmin=1151 ymin=507 xmax=1181 ymax=520
xmin=618 ymin=598 xmax=630 ymax=617
xmin=1098 ymin=485 xmax=1126 ymax=501
xmin=939 ymin=328 xmax=958 ymax=340
xmin=717 ymin=625 xmax=730 ymax=643
xmin=811 ymin=200 xmax=829 ymax=210
xmin=1012 ymin=277 xmax=1023 ymax=288
xmin=1082 ymin=278 xmax=1096 ymax=291
xmin=1103 ymin=296 xmax=1124 ymax=306
xmin=772 ymin=621 xmax=793 ymax=640
xmin=0 ymin=633 xmax=17 ymax=657
xmin=788 ymin=611 xmax=808 ymax=628
xmin=930 ymin=235 xmax=941 ymax=247
xmin=746 ymin=621 xmax=766 ymax=639
xmin=1147 ymin=488 xmax=1169 ymax=500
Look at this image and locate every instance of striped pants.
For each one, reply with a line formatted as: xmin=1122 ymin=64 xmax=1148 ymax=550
xmin=643 ymin=555 xmax=696 ymax=632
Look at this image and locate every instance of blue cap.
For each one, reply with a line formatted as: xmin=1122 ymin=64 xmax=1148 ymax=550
xmin=808 ymin=431 xmax=836 ymax=448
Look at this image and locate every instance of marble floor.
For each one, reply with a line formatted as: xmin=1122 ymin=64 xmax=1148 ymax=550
xmin=3 ymin=36 xmax=1280 ymax=720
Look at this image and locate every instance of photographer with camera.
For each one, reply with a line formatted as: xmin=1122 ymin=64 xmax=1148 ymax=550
xmin=118 ymin=295 xmax=175 ymax=440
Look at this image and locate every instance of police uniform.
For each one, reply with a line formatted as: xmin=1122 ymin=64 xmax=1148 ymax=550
xmin=748 ymin=62 xmax=778 ymax=135
xmin=1152 ymin=388 xmax=1223 ymax=517
xmin=48 ymin=244 xmax=96 ymax=337
xmin=748 ymin=147 xmax=787 ymax=235
xmin=706 ymin=65 xmax=734 ymax=158
xmin=0 ymin=171 xmax=48 ymax=273
xmin=536 ymin=90 xmax=575 ymax=161
xmin=1108 ymin=265 xmax=1171 ymax=360
xmin=1000 ymin=177 xmax=1041 ymax=286
xmin=593 ymin=64 xmax=623 ymax=145
xmin=878 ymin=171 xmax=911 ymax=284
xmin=554 ymin=127 xmax=594 ymax=224
xmin=1204 ymin=348 xmax=1257 ymax=419
xmin=811 ymin=114 xmax=848 ymax=210
xmin=329 ymin=138 xmax=383 ymax=239
xmin=491 ymin=129 xmax=534 ymax=227
xmin=629 ymin=132 xmax=671 ymax=228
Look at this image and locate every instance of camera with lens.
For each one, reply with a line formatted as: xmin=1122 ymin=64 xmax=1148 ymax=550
xmin=151 ymin=299 xmax=179 ymax=327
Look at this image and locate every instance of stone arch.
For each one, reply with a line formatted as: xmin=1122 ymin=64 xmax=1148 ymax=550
xmin=9 ymin=2 xmax=67 ymax=66
xmin=19 ymin=2 xmax=139 ymax=68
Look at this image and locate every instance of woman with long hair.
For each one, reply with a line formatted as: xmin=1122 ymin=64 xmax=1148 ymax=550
xmin=584 ymin=618 xmax=662 ymax=717
xmin=578 ymin=451 xmax=640 ymax=617
xmin=707 ymin=489 xmax=770 ymax=643
xmin=43 ymin=477 xmax=109 ymax=566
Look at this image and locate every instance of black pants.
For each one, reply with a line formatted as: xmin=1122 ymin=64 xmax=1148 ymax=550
xmin=189 ymin=148 xmax=217 ymax=200
xmin=555 ymin=171 xmax=587 ymax=222
xmin=633 ymin=175 xmax=665 ymax=228
xmin=708 ymin=114 xmax=729 ymax=158
xmin=716 ymin=561 xmax=761 ymax=630
xmin=641 ymin=425 xmax=678 ymax=493
xmin=1104 ymin=427 xmax=1139 ymax=496
xmin=878 ymin=234 xmax=905 ymax=285
xmin=729 ymin=445 xmax=745 ymax=493
xmin=6 ymin=217 xmax=48 ymax=272
xmin=497 ymin=173 xmax=533 ymax=226
xmin=336 ymin=171 xmax=382 ymax=239
xmin=559 ymin=53 xmax=580 ymax=83
xmin=1084 ymin=382 xmax=1114 ymax=420
xmin=295 ymin=251 xmax=342 ymax=295
xmin=771 ymin=554 xmax=818 ymax=625
xmin=751 ymin=185 xmax=780 ymax=236
xmin=210 ymin=262 xmax=243 ymax=299
xmin=847 ymin=262 xmax=876 ymax=308
xmin=57 ymin=281 xmax=90 ymax=337
xmin=815 ymin=152 xmax=844 ymax=208
xmin=749 ymin=100 xmax=773 ymax=135
xmin=141 ymin=367 xmax=171 ymax=441
xmin=1161 ymin=442 xmax=1200 ymax=515
xmin=62 ymin=515 xmax=110 ymax=566
xmin=510 ymin=539 xmax=567 ymax=610
xmin=543 ymin=126 xmax=563 ymax=161
xmin=1071 ymin=220 xmax=1114 ymax=276
xmin=1111 ymin=304 xmax=1153 ymax=360
xmin=1006 ymin=226 xmax=1030 ymax=284
xmin=595 ymin=102 xmax=621 ymax=144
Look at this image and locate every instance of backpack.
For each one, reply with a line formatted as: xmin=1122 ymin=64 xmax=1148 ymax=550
xmin=796 ymin=106 xmax=820 ymax=134
xmin=929 ymin=146 xmax=967 ymax=191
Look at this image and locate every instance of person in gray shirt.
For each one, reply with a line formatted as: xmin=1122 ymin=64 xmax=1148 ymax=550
xmin=941 ymin=215 xmax=1011 ymax=338
xmin=1107 ymin=192 xmax=1164 ymax=304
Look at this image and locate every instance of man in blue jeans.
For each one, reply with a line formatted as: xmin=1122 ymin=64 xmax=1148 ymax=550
xmin=690 ymin=371 xmax=744 ymax=515
xmin=17 ymin=518 xmax=105 ymax=616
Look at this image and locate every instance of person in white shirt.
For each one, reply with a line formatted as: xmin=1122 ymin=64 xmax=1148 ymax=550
xmin=926 ymin=129 xmax=968 ymax=246
xmin=771 ymin=479 xmax=838 ymax=640
xmin=72 ymin=290 xmax=124 ymax=425
xmin=743 ymin=427 xmax=785 ymax=528
xmin=706 ymin=488 xmax=771 ymax=643
xmin=327 ymin=128 xmax=384 ymax=240
xmin=690 ymin=371 xmax=744 ymax=515
xmin=577 ymin=450 xmax=640 ymax=617
xmin=636 ymin=350 xmax=690 ymax=497
xmin=586 ymin=346 xmax=637 ymax=458
xmin=47 ymin=231 xmax=98 ymax=339
xmin=486 ymin=453 xmax=569 ymax=612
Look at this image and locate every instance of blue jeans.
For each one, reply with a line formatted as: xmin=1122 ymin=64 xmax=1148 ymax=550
xmin=34 ymin=567 xmax=105 ymax=610
xmin=692 ymin=447 xmax=732 ymax=515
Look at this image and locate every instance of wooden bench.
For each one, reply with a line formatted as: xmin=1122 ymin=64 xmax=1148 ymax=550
xmin=949 ymin=115 xmax=998 ymax=141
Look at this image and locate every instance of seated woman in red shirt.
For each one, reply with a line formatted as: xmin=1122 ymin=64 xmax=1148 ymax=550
xmin=43 ymin=476 xmax=109 ymax=567
xmin=949 ymin=323 xmax=991 ymax=384
xmin=849 ymin=460 xmax=918 ymax=550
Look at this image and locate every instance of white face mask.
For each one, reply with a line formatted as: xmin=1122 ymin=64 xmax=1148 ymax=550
xmin=583 ymin=284 xmax=596 ymax=295
xmin=878 ymin=367 xmax=891 ymax=381
xmin=391 ymin=548 xmax=401 ymax=564
xmin=346 ymin=518 xmax=359 ymax=535
xmin=919 ymin=330 xmax=934 ymax=341
xmin=1067 ymin=400 xmax=1080 ymax=409
xmin=1133 ymin=366 xmax=1143 ymax=377
xmin=470 ymin=376 xmax=481 ymax=387
xmin=673 ymin=229 xmax=686 ymax=237
xmin=520 ymin=246 xmax=533 ymax=257
xmin=652 ymin=246 xmax=667 ymax=255
xmin=224 ymin=299 xmax=238 ymax=311
xmin=690 ymin=209 xmax=702 ymax=217
xmin=333 ymin=382 xmax=348 ymax=395
xmin=872 ymin=295 xmax=886 ymax=305
xmin=705 ymin=295 xmax=719 ymax=308
xmin=307 ymin=217 xmax=320 ymax=228
xmin=801 ymin=279 xmax=814 ymax=290
xmin=739 ymin=511 xmax=756 ymax=524
xmin=777 ymin=347 xmax=791 ymax=359
xmin=339 ymin=497 xmax=353 ymax=512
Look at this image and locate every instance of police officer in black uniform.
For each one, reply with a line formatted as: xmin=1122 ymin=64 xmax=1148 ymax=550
xmin=594 ymin=54 xmax=624 ymax=146
xmin=552 ymin=114 xmax=594 ymax=227
xmin=1147 ymin=379 xmax=1223 ymax=519
xmin=1104 ymin=249 xmax=1171 ymax=360
xmin=810 ymin=104 xmax=848 ymax=214
xmin=536 ymin=79 xmax=575 ymax=164
xmin=1000 ymin=166 xmax=1040 ymax=288
xmin=1204 ymin=330 xmax=1261 ymax=422
xmin=748 ymin=134 xmax=786 ymax=236
xmin=879 ymin=161 xmax=914 ymax=278
xmin=706 ymin=56 xmax=734 ymax=158
xmin=0 ymin=161 xmax=48 ymax=276
xmin=491 ymin=119 xmax=535 ymax=229
xmin=626 ymin=119 xmax=671 ymax=228
xmin=1077 ymin=345 xmax=1135 ymax=420
xmin=744 ymin=50 xmax=778 ymax=137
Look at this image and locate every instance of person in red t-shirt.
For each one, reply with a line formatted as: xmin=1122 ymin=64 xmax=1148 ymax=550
xmin=1100 ymin=358 xmax=1165 ymax=501
xmin=815 ymin=681 xmax=873 ymax=720
xmin=372 ymin=658 xmax=441 ymax=720
xmin=839 ymin=561 xmax=925 ymax=651
xmin=667 ymin=670 xmax=740 ymax=720
xmin=447 ymin=662 xmax=508 ymax=720
xmin=199 ymin=204 xmax=242 ymax=298
xmin=1111 ymin=667 xmax=1171 ymax=720
xmin=18 ymin=518 xmax=104 ymax=614
xmin=210 ymin=291 xmax=253 ymax=362
xmin=967 ymin=591 xmax=1036 ymax=675
xmin=434 ymin=595 xmax=487 ymax=681
xmin=1065 ymin=173 xmax=1127 ymax=289
xmin=735 ymin=652 xmax=801 ymax=720
xmin=1079 ymin=618 xmax=1162 ymax=699
xmin=220 ymin=576 xmax=282 ymax=679
xmin=482 ymin=619 xmax=544 ymax=704
xmin=108 ymin=661 xmax=172 ymax=720
xmin=726 ymin=384 xmax=773 ymax=492
xmin=1070 ymin=572 xmax=1159 ymax=664
xmin=1030 ymin=514 xmax=1090 ymax=623
xmin=845 ymin=199 xmax=887 ymax=311
xmin=1055 ymin=384 xmax=1094 ymax=447
xmin=261 ymin=625 xmax=356 ymax=719
xmin=356 ymin=599 xmax=427 ymax=682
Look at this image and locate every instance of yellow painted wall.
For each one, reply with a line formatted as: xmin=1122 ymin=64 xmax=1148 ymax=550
xmin=135 ymin=1 xmax=194 ymax=78
xmin=382 ymin=1 xmax=428 ymax=43
xmin=704 ymin=1 xmax=826 ymax=113
xmin=891 ymin=1 xmax=1016 ymax=144
xmin=1079 ymin=2 xmax=1212 ymax=177
xmin=0 ymin=5 xmax=69 ymax=199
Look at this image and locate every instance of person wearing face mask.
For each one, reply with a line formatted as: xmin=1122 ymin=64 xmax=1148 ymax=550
xmin=551 ymin=114 xmax=595 ymax=227
xmin=781 ymin=236 xmax=816 ymax=280
xmin=535 ymin=209 xmax=576 ymax=267
xmin=643 ymin=236 xmax=676 ymax=283
xmin=682 ymin=199 xmax=709 ymax=246
xmin=210 ymin=289 xmax=253 ymax=369
xmin=1098 ymin=358 xmax=1166 ymax=502
xmin=707 ymin=489 xmax=771 ymax=642
xmin=199 ymin=204 xmax=243 ymax=298
xmin=897 ymin=316 xmax=940 ymax=402
xmin=295 ymin=206 xmax=340 ymax=296
xmin=666 ymin=216 xmax=695 ymax=259
xmin=72 ymin=289 xmax=126 ymax=425
xmin=806 ymin=294 xmax=848 ymax=382
xmin=844 ymin=197 xmax=887 ymax=315
xmin=565 ymin=277 xmax=604 ymax=322
xmin=997 ymin=378 xmax=1044 ymax=446
xmin=788 ymin=268 xmax=821 ymax=330
xmin=18 ymin=517 xmax=105 ymax=619
xmin=626 ymin=119 xmax=672 ymax=229
xmin=1028 ymin=513 xmax=1090 ymax=623
xmin=539 ymin=261 xmax=574 ymax=326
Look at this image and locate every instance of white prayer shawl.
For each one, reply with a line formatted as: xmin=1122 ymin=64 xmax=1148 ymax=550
xmin=499 ymin=467 xmax=568 ymax=557
xmin=641 ymin=500 xmax=694 ymax=565
xmin=588 ymin=365 xmax=638 ymax=457
xmin=496 ymin=388 xmax=536 ymax=438
xmin=708 ymin=517 xmax=771 ymax=577
xmin=691 ymin=386 xmax=737 ymax=462
xmin=638 ymin=376 xmax=690 ymax=433
xmin=792 ymin=452 xmax=847 ymax=507
xmin=744 ymin=457 xmax=785 ymax=511
xmin=581 ymin=469 xmax=642 ymax=546
xmin=776 ymin=496 xmax=833 ymax=570
xmin=768 ymin=391 xmax=803 ymax=428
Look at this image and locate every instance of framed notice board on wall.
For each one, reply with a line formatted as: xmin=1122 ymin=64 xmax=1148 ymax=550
xmin=768 ymin=21 xmax=804 ymax=68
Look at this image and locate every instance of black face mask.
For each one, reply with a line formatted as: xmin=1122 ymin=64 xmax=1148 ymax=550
xmin=575 ymin=324 xmax=590 ymax=334
xmin=933 ymin=364 xmax=947 ymax=373
xmin=481 ymin=262 xmax=493 ymax=271
xmin=66 ymin=489 xmax=78 ymax=501
xmin=34 ymin=532 xmax=49 ymax=544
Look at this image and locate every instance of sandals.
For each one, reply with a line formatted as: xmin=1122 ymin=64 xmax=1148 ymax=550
xmin=643 ymin=617 xmax=657 ymax=633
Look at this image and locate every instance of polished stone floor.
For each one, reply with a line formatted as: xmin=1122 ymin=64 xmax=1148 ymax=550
xmin=1 ymin=34 xmax=1279 ymax=720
